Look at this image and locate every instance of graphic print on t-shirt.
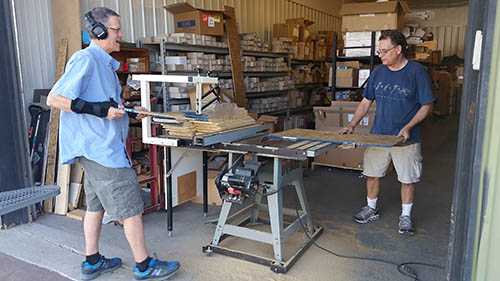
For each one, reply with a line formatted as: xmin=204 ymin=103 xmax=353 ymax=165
xmin=373 ymin=81 xmax=412 ymax=101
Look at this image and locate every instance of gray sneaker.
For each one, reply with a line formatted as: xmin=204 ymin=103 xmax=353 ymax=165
xmin=398 ymin=215 xmax=415 ymax=235
xmin=354 ymin=206 xmax=380 ymax=224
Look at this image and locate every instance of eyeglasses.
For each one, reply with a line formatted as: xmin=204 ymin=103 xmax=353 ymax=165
xmin=376 ymin=46 xmax=397 ymax=56
xmin=108 ymin=26 xmax=121 ymax=33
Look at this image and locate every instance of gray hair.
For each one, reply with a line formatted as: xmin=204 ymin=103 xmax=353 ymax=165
xmin=85 ymin=7 xmax=120 ymax=39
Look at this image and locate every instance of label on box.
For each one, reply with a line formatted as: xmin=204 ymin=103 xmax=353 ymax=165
xmin=348 ymin=114 xmax=370 ymax=126
xmin=208 ymin=16 xmax=215 ymax=27
xmin=202 ymin=14 xmax=208 ymax=22
xmin=178 ymin=20 xmax=195 ymax=28
xmin=214 ymin=16 xmax=221 ymax=23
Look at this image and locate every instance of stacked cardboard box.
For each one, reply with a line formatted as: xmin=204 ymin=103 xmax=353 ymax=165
xmin=273 ymin=23 xmax=300 ymax=42
xmin=292 ymin=64 xmax=322 ymax=84
xmin=413 ymin=40 xmax=442 ymax=64
xmin=289 ymin=90 xmax=308 ymax=109
xmin=273 ymin=18 xmax=313 ymax=60
xmin=222 ymin=76 xmax=294 ymax=94
xmin=177 ymin=52 xmax=231 ymax=72
xmin=165 ymin=83 xmax=194 ymax=99
xmin=126 ymin=57 xmax=147 ymax=72
xmin=328 ymin=61 xmax=363 ymax=88
xmin=247 ymin=96 xmax=288 ymax=114
xmin=245 ymin=76 xmax=294 ymax=93
xmin=146 ymin=33 xmax=226 ymax=48
xmin=240 ymin=56 xmax=289 ymax=72
xmin=239 ymin=33 xmax=271 ymax=52
xmin=271 ymin=38 xmax=293 ymax=53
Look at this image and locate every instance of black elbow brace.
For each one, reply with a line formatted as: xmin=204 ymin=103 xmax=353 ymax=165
xmin=70 ymin=98 xmax=118 ymax=118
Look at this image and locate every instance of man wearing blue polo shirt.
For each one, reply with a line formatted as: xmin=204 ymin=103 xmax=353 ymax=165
xmin=338 ymin=30 xmax=435 ymax=236
xmin=47 ymin=7 xmax=180 ymax=280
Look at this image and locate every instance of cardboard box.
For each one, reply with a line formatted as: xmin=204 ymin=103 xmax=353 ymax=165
xmin=359 ymin=69 xmax=371 ymax=87
xmin=250 ymin=114 xmax=279 ymax=133
xmin=314 ymin=141 xmax=368 ymax=170
xmin=328 ymin=68 xmax=359 ymax=87
xmin=286 ymin=18 xmax=314 ymax=42
xmin=295 ymin=42 xmax=305 ymax=60
xmin=314 ymin=101 xmax=376 ymax=131
xmin=340 ymin=0 xmax=410 ymax=32
xmin=191 ymin=170 xmax=223 ymax=206
xmin=337 ymin=61 xmax=361 ymax=69
xmin=336 ymin=77 xmax=355 ymax=87
xmin=273 ymin=24 xmax=300 ymax=41
xmin=304 ymin=42 xmax=312 ymax=60
xmin=336 ymin=68 xmax=359 ymax=78
xmin=319 ymin=31 xmax=335 ymax=46
xmin=165 ymin=3 xmax=224 ymax=36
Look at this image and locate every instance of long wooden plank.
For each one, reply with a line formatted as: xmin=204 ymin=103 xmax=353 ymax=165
xmin=44 ymin=39 xmax=68 ymax=213
xmin=68 ymin=158 xmax=84 ymax=209
xmin=224 ymin=6 xmax=246 ymax=108
xmin=270 ymin=128 xmax=404 ymax=147
xmin=295 ymin=141 xmax=322 ymax=150
xmin=54 ymin=158 xmax=70 ymax=215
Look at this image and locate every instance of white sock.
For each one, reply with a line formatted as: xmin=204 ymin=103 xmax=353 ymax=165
xmin=367 ymin=197 xmax=378 ymax=209
xmin=402 ymin=203 xmax=413 ymax=217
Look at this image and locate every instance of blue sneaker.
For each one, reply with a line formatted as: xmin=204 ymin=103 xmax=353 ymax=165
xmin=134 ymin=258 xmax=180 ymax=280
xmin=81 ymin=255 xmax=122 ymax=280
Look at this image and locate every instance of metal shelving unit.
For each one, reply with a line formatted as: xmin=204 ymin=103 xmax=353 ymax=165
xmin=330 ymin=32 xmax=379 ymax=100
xmin=246 ymin=90 xmax=290 ymax=99
xmin=140 ymin=40 xmax=297 ymax=116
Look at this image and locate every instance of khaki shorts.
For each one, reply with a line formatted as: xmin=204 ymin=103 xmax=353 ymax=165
xmin=79 ymin=157 xmax=144 ymax=221
xmin=363 ymin=143 xmax=423 ymax=184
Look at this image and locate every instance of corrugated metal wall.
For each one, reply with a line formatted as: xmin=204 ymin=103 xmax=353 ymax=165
xmin=80 ymin=0 xmax=341 ymax=43
xmin=12 ymin=0 xmax=55 ymax=115
xmin=427 ymin=25 xmax=467 ymax=58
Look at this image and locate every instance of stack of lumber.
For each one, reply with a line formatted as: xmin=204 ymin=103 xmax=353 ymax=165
xmin=155 ymin=103 xmax=256 ymax=137
xmin=192 ymin=104 xmax=256 ymax=134
xmin=152 ymin=112 xmax=196 ymax=138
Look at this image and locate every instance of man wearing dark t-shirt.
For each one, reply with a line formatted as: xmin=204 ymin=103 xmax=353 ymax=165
xmin=338 ymin=30 xmax=435 ymax=235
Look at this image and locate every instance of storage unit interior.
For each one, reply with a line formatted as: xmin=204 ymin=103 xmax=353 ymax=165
xmin=1 ymin=0 xmax=477 ymax=280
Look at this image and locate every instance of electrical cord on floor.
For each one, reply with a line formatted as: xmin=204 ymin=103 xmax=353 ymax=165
xmin=294 ymin=207 xmax=444 ymax=281
xmin=257 ymin=184 xmax=293 ymax=196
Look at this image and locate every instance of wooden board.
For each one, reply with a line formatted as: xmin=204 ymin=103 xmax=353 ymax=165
xmin=54 ymin=158 xmax=70 ymax=215
xmin=177 ymin=171 xmax=197 ymax=204
xmin=312 ymin=162 xmax=363 ymax=171
xmin=44 ymin=39 xmax=68 ymax=213
xmin=68 ymin=182 xmax=82 ymax=210
xmin=224 ymin=6 xmax=246 ymax=108
xmin=271 ymin=128 xmax=404 ymax=147
xmin=66 ymin=209 xmax=85 ymax=221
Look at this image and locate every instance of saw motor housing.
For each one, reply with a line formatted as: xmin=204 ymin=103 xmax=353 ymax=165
xmin=216 ymin=164 xmax=259 ymax=204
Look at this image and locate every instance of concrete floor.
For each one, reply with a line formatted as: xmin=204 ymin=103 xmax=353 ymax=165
xmin=0 ymin=114 xmax=458 ymax=281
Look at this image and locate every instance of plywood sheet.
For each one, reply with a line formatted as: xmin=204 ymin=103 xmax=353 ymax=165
xmin=66 ymin=209 xmax=85 ymax=221
xmin=271 ymin=128 xmax=404 ymax=147
xmin=177 ymin=171 xmax=197 ymax=204
xmin=44 ymin=39 xmax=68 ymax=213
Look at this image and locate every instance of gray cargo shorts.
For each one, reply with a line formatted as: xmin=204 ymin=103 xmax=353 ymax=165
xmin=79 ymin=157 xmax=144 ymax=221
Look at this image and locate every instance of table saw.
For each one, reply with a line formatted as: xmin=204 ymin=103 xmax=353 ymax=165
xmin=131 ymin=74 xmax=402 ymax=273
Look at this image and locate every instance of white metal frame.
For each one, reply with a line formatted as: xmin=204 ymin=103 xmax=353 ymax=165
xmin=131 ymin=74 xmax=219 ymax=146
